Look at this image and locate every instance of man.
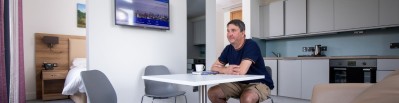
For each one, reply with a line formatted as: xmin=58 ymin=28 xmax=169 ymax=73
xmin=208 ymin=19 xmax=274 ymax=103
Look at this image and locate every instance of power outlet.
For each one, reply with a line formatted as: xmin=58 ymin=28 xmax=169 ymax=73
xmin=391 ymin=43 xmax=399 ymax=49
xmin=53 ymin=63 xmax=58 ymax=67
xmin=303 ymin=47 xmax=307 ymax=52
xmin=321 ymin=46 xmax=327 ymax=51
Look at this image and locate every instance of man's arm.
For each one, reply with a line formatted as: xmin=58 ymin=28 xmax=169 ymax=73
xmin=233 ymin=60 xmax=252 ymax=75
xmin=211 ymin=60 xmax=238 ymax=74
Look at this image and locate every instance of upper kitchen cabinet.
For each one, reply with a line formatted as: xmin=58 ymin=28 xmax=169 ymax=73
xmin=307 ymin=0 xmax=334 ymax=33
xmin=193 ymin=19 xmax=205 ymax=45
xmin=260 ymin=6 xmax=270 ymax=38
xmin=334 ymin=0 xmax=379 ymax=30
xmin=269 ymin=0 xmax=285 ymax=37
xmin=379 ymin=0 xmax=399 ymax=26
xmin=285 ymin=0 xmax=307 ymax=35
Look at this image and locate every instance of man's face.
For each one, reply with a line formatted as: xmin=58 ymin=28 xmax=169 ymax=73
xmin=227 ymin=24 xmax=245 ymax=45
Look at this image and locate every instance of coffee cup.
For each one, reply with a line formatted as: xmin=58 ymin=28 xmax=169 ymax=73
xmin=195 ymin=64 xmax=205 ymax=72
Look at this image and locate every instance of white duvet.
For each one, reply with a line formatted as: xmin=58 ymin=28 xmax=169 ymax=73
xmin=62 ymin=67 xmax=86 ymax=95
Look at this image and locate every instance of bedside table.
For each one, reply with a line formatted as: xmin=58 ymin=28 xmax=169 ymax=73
xmin=41 ymin=70 xmax=68 ymax=100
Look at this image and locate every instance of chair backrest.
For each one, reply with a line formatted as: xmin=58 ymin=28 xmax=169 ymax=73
xmin=81 ymin=70 xmax=117 ymax=103
xmin=265 ymin=66 xmax=272 ymax=76
xmin=144 ymin=65 xmax=179 ymax=95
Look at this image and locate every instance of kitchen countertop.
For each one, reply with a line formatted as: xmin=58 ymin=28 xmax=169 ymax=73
xmin=264 ymin=55 xmax=399 ymax=60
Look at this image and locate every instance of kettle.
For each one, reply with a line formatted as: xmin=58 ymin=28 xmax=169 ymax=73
xmin=313 ymin=45 xmax=322 ymax=56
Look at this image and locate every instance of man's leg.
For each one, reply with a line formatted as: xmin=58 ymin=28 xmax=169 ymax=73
xmin=240 ymin=89 xmax=259 ymax=103
xmin=208 ymin=85 xmax=227 ymax=103
xmin=208 ymin=83 xmax=242 ymax=103
xmin=240 ymin=83 xmax=270 ymax=103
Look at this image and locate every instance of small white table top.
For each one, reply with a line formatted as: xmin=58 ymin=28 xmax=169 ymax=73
xmin=142 ymin=74 xmax=264 ymax=86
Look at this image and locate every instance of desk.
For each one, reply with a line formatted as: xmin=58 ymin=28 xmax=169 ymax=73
xmin=142 ymin=74 xmax=264 ymax=103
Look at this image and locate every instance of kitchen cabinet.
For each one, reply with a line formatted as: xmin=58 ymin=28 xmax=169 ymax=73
xmin=193 ymin=19 xmax=205 ymax=45
xmin=278 ymin=60 xmax=301 ymax=98
xmin=307 ymin=0 xmax=334 ymax=33
xmin=269 ymin=0 xmax=284 ymax=37
xmin=379 ymin=0 xmax=399 ymax=26
xmin=301 ymin=60 xmax=329 ymax=100
xmin=285 ymin=0 xmax=307 ymax=35
xmin=334 ymin=0 xmax=379 ymax=30
xmin=259 ymin=5 xmax=269 ymax=38
xmin=265 ymin=60 xmax=278 ymax=95
xmin=377 ymin=59 xmax=399 ymax=82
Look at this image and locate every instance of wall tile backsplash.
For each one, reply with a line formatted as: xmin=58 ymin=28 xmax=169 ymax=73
xmin=265 ymin=27 xmax=399 ymax=57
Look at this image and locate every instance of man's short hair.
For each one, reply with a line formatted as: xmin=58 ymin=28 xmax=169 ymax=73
xmin=227 ymin=19 xmax=245 ymax=32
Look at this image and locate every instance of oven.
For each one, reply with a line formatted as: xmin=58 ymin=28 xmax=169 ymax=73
xmin=329 ymin=59 xmax=377 ymax=83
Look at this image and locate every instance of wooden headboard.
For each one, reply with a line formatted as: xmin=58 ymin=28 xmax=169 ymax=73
xmin=35 ymin=33 xmax=85 ymax=99
xmin=69 ymin=39 xmax=87 ymax=66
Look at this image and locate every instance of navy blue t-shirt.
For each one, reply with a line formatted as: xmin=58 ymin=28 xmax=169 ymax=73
xmin=218 ymin=39 xmax=274 ymax=89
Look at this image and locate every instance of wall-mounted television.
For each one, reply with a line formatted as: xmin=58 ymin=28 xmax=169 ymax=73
xmin=115 ymin=0 xmax=169 ymax=30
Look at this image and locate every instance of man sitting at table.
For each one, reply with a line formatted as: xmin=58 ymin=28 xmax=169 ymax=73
xmin=208 ymin=19 xmax=274 ymax=103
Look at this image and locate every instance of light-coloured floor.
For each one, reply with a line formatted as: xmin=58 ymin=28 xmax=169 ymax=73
xmin=27 ymin=96 xmax=310 ymax=103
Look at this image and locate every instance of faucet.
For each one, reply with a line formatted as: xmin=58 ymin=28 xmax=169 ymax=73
xmin=272 ymin=52 xmax=281 ymax=57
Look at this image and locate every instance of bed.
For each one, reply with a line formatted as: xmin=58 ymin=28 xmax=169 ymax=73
xmin=62 ymin=38 xmax=87 ymax=103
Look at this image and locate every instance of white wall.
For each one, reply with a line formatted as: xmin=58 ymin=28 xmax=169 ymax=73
xmin=206 ymin=0 xmax=217 ymax=71
xmin=87 ymin=0 xmax=188 ymax=102
xmin=23 ymin=0 xmax=86 ymax=100
xmin=216 ymin=9 xmax=225 ymax=57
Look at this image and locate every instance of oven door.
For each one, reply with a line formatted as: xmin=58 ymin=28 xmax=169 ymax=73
xmin=330 ymin=67 xmax=376 ymax=83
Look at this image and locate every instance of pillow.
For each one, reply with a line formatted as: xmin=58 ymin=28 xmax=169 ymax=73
xmin=351 ymin=69 xmax=399 ymax=103
xmin=71 ymin=58 xmax=86 ymax=68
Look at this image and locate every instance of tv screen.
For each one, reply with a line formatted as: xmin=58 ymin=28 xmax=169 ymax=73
xmin=115 ymin=0 xmax=169 ymax=30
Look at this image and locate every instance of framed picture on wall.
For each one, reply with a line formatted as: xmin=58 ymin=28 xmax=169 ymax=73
xmin=77 ymin=3 xmax=86 ymax=28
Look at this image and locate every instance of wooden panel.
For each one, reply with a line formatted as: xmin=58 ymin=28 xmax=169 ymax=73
xmin=42 ymin=70 xmax=68 ymax=80
xmin=230 ymin=10 xmax=242 ymax=20
xmin=69 ymin=39 xmax=87 ymax=66
xmin=42 ymin=93 xmax=68 ymax=100
xmin=35 ymin=33 xmax=85 ymax=99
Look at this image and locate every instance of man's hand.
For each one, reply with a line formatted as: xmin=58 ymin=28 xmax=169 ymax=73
xmin=225 ymin=65 xmax=240 ymax=75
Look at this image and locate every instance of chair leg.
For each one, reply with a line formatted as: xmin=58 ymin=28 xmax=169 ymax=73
xmin=141 ymin=96 xmax=145 ymax=103
xmin=268 ymin=96 xmax=274 ymax=103
xmin=184 ymin=95 xmax=188 ymax=103
xmin=175 ymin=97 xmax=177 ymax=103
xmin=152 ymin=98 xmax=154 ymax=103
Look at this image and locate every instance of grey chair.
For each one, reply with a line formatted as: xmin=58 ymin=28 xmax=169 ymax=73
xmin=265 ymin=66 xmax=274 ymax=103
xmin=81 ymin=70 xmax=117 ymax=103
xmin=141 ymin=65 xmax=187 ymax=103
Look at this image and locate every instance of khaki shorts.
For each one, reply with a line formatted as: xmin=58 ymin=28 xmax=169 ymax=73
xmin=218 ymin=82 xmax=271 ymax=102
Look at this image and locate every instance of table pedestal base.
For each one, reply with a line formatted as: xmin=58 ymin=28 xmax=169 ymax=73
xmin=199 ymin=85 xmax=207 ymax=103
